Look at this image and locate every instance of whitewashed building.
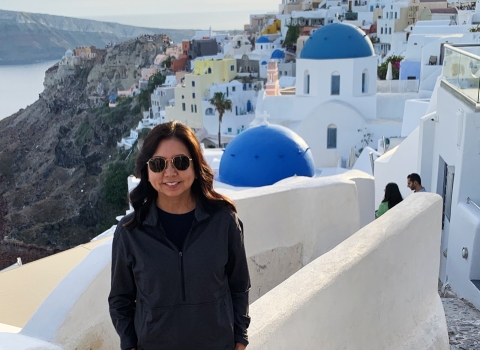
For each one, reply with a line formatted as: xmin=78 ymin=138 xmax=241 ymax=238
xmin=201 ymin=80 xmax=260 ymax=144
xmin=375 ymin=43 xmax=480 ymax=310
xmin=253 ymin=22 xmax=403 ymax=167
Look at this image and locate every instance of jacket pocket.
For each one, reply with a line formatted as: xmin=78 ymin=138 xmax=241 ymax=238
xmin=136 ymin=296 xmax=235 ymax=350
xmin=135 ymin=300 xmax=176 ymax=350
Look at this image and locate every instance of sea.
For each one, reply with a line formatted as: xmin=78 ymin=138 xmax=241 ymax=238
xmin=0 ymin=59 xmax=59 ymax=121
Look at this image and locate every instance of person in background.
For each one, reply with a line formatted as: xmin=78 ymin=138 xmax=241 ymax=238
xmin=109 ymin=121 xmax=250 ymax=350
xmin=376 ymin=183 xmax=404 ymax=218
xmin=407 ymin=173 xmax=426 ymax=193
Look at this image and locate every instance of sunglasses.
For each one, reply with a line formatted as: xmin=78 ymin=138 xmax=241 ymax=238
xmin=147 ymin=155 xmax=193 ymax=173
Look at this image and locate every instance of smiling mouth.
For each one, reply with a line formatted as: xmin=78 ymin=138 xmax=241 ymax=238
xmin=164 ymin=182 xmax=179 ymax=186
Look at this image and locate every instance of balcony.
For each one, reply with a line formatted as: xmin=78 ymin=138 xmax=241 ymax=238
xmin=441 ymin=44 xmax=480 ymax=111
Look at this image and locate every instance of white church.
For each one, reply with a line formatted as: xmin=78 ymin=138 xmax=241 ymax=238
xmin=253 ymin=22 xmax=403 ymax=167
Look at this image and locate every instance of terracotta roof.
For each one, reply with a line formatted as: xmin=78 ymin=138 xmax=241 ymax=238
xmin=430 ymin=7 xmax=457 ymax=13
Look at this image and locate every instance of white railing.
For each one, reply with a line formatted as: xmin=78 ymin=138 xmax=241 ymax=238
xmin=377 ymin=79 xmax=419 ymax=93
xmin=467 ymin=197 xmax=480 ymax=211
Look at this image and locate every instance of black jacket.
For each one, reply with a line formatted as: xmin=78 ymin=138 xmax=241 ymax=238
xmin=108 ymin=200 xmax=251 ymax=350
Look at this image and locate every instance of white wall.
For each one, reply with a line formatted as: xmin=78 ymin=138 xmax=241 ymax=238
xmin=428 ymin=86 xmax=480 ymax=309
xmin=297 ymin=100 xmax=367 ymax=167
xmin=247 ymin=194 xmax=449 ymax=350
xmin=0 ymin=172 xmax=373 ymax=349
xmin=0 ymin=333 xmax=62 ymax=350
xmin=376 ymin=92 xmax=419 ymax=120
xmin=374 ymin=127 xmax=420 ymax=208
xmin=229 ymin=172 xmax=370 ymax=301
xmin=401 ymin=99 xmax=429 ymax=136
xmin=296 ymin=56 xmax=378 ymax=120
xmin=446 ymin=203 xmax=480 ymax=308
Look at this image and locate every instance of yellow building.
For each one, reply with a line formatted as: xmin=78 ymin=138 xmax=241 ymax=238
xmin=165 ymin=58 xmax=237 ymax=128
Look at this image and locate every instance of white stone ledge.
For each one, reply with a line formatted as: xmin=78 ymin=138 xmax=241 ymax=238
xmin=248 ymin=193 xmax=449 ymax=350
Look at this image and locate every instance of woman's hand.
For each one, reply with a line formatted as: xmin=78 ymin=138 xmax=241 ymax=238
xmin=234 ymin=343 xmax=247 ymax=350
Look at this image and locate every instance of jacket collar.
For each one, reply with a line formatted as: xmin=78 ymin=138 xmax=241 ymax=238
xmin=142 ymin=197 xmax=211 ymax=227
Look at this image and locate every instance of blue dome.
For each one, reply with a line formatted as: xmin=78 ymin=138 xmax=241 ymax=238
xmin=300 ymin=23 xmax=374 ymax=60
xmin=271 ymin=49 xmax=285 ymax=59
xmin=256 ymin=36 xmax=270 ymax=43
xmin=219 ymin=124 xmax=315 ymax=187
xmin=261 ymin=61 xmax=267 ymax=65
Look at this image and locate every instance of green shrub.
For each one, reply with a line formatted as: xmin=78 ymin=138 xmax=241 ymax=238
xmin=75 ymin=121 xmax=93 ymax=146
xmin=138 ymin=128 xmax=151 ymax=140
xmin=131 ymin=104 xmax=142 ymax=115
xmin=104 ymin=162 xmax=130 ymax=213
xmin=101 ymin=103 xmax=131 ymax=125
xmin=377 ymin=55 xmax=403 ymax=80
xmin=283 ymin=25 xmax=300 ymax=47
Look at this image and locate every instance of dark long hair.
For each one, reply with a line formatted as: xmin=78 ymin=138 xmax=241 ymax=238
xmin=382 ymin=182 xmax=403 ymax=209
xmin=124 ymin=121 xmax=236 ymax=230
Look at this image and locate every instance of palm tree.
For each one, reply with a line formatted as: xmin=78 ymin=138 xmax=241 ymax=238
xmin=208 ymin=92 xmax=232 ymax=148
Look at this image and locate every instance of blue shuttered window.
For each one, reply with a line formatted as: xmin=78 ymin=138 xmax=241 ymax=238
xmin=327 ymin=126 xmax=337 ymax=149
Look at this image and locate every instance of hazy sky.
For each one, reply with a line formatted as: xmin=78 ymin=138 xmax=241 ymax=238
xmin=0 ymin=0 xmax=280 ymax=29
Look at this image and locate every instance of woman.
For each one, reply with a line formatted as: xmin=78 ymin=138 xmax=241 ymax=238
xmin=109 ymin=121 xmax=250 ymax=350
xmin=376 ymin=182 xmax=403 ymax=218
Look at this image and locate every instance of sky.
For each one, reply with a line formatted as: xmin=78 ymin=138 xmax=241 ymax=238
xmin=0 ymin=0 xmax=280 ymax=29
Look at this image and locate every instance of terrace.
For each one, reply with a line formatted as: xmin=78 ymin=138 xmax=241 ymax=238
xmin=441 ymin=43 xmax=480 ymax=111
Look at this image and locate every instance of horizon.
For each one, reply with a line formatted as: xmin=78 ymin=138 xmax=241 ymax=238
xmin=0 ymin=8 xmax=262 ymax=31
xmin=0 ymin=0 xmax=279 ymax=30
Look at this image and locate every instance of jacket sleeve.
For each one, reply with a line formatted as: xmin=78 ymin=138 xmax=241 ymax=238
xmin=226 ymin=213 xmax=251 ymax=346
xmin=108 ymin=225 xmax=138 ymax=350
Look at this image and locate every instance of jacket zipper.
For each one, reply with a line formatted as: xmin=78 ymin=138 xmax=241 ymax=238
xmin=179 ymin=251 xmax=186 ymax=301
xmin=179 ymin=221 xmax=196 ymax=303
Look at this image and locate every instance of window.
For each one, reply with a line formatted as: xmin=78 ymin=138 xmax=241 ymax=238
xmin=182 ymin=95 xmax=184 ymax=99
xmin=182 ymin=103 xmax=186 ymax=111
xmin=327 ymin=125 xmax=337 ymax=149
xmin=208 ymin=67 xmax=212 ymax=74
xmin=232 ymin=86 xmax=236 ymax=92
xmin=231 ymin=65 xmax=235 ymax=71
xmin=331 ymin=73 xmax=340 ymax=95
xmin=194 ymin=104 xmax=197 ymax=113
xmin=206 ymin=108 xmax=214 ymax=115
xmin=395 ymin=12 xmax=397 ymax=19
xmin=192 ymin=81 xmax=195 ymax=87
xmin=381 ymin=27 xmax=384 ymax=34
xmin=191 ymin=104 xmax=194 ymax=113
xmin=389 ymin=28 xmax=392 ymax=34
xmin=261 ymin=45 xmax=263 ymax=49
xmin=362 ymin=70 xmax=368 ymax=93
xmin=228 ymin=127 xmax=232 ymax=133
xmin=192 ymin=93 xmax=195 ymax=99
xmin=304 ymin=70 xmax=310 ymax=94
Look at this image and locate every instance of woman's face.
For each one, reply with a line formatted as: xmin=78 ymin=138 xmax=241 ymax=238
xmin=148 ymin=138 xmax=196 ymax=204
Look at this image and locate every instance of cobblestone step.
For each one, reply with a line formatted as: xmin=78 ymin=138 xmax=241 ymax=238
xmin=442 ymin=297 xmax=480 ymax=350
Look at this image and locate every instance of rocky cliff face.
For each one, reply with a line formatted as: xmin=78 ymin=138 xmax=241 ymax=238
xmin=0 ymin=10 xmax=195 ymax=64
xmin=0 ymin=36 xmax=165 ymax=269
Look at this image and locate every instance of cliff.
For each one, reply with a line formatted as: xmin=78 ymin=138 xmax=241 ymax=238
xmin=0 ymin=10 xmax=195 ymax=65
xmin=0 ymin=35 xmax=167 ymax=268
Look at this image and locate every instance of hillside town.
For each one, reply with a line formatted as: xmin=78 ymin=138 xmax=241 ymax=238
xmin=1 ymin=0 xmax=480 ymax=348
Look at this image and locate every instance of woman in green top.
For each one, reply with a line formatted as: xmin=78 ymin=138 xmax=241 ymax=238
xmin=376 ymin=182 xmax=403 ymax=218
